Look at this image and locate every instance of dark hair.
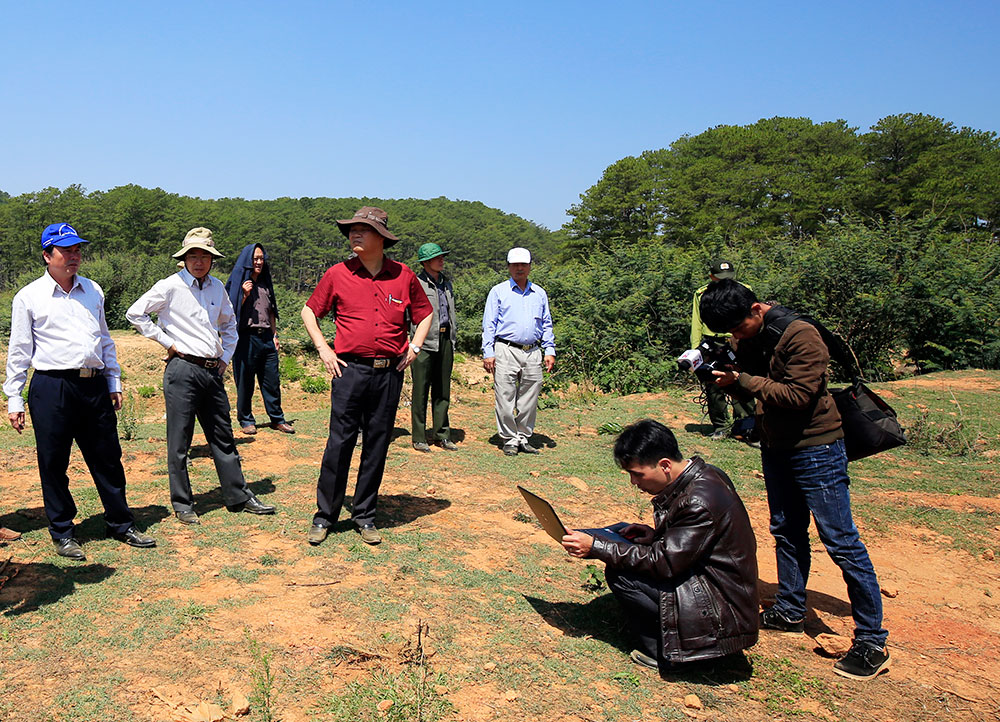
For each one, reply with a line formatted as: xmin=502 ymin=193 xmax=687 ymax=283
xmin=699 ymin=279 xmax=759 ymax=333
xmin=614 ymin=419 xmax=683 ymax=467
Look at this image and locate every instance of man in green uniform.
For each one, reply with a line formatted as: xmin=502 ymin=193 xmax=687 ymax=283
xmin=690 ymin=260 xmax=755 ymax=440
xmin=410 ymin=243 xmax=459 ymax=452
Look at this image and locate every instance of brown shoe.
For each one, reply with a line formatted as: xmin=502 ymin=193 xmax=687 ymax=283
xmin=357 ymin=524 xmax=382 ymax=545
xmin=241 ymin=424 xmax=257 ymax=435
xmin=273 ymin=422 xmax=295 ymax=434
xmin=0 ymin=527 xmax=22 ymax=542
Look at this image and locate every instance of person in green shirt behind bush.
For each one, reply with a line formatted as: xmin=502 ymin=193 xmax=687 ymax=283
xmin=690 ymin=260 xmax=755 ymax=440
xmin=410 ymin=243 xmax=459 ymax=452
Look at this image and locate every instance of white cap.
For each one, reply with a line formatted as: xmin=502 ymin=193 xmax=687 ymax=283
xmin=507 ymin=247 xmax=531 ymax=264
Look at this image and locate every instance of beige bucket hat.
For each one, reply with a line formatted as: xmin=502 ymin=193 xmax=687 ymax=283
xmin=173 ymin=227 xmax=224 ymax=259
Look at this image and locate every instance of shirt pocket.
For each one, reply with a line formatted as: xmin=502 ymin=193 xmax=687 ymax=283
xmin=73 ymin=294 xmax=103 ymax=336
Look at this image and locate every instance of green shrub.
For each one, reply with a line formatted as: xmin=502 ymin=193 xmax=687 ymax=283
xmin=137 ymin=385 xmax=157 ymax=398
xmin=300 ymin=376 xmax=328 ymax=394
xmin=280 ymin=355 xmax=305 ymax=382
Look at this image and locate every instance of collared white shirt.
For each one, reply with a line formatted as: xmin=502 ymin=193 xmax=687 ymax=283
xmin=3 ymin=271 xmax=122 ymax=414
xmin=126 ymin=269 xmax=238 ymax=363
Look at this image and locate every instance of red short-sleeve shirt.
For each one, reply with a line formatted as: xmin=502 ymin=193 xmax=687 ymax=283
xmin=305 ymin=256 xmax=433 ymax=357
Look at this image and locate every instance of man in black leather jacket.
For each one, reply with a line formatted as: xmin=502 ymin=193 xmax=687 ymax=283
xmin=562 ymin=419 xmax=758 ymax=671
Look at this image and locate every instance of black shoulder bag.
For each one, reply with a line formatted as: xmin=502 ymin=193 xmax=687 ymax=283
xmin=762 ymin=307 xmax=907 ymax=462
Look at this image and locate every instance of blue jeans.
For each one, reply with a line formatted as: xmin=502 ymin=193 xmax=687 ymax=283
xmin=761 ymin=439 xmax=887 ymax=648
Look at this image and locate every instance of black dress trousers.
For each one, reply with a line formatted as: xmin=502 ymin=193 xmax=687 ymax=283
xmin=313 ymin=360 xmax=403 ymax=528
xmin=27 ymin=370 xmax=134 ymax=540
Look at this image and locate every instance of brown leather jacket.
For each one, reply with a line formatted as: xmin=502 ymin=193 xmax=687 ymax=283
xmin=589 ymin=457 xmax=759 ymax=665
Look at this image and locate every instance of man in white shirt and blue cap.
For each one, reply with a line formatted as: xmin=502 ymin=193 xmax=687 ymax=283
xmin=126 ymin=227 xmax=275 ymax=525
xmin=4 ymin=223 xmax=156 ymax=560
xmin=481 ymin=247 xmax=556 ymax=456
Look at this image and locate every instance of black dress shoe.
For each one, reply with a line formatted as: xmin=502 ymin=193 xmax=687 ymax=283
xmin=53 ymin=537 xmax=86 ymax=561
xmin=108 ymin=526 xmax=157 ymax=548
xmin=228 ymin=495 xmax=276 ymax=515
xmin=518 ymin=443 xmax=540 ymax=454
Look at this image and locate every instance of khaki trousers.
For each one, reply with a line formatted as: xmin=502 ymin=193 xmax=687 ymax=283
xmin=493 ymin=343 xmax=543 ymax=448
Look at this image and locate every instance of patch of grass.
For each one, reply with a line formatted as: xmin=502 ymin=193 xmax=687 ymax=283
xmin=221 ymin=566 xmax=262 ymax=584
xmin=51 ymin=677 xmax=134 ymax=721
xmin=180 ymin=601 xmax=213 ymax=623
xmin=318 ymin=668 xmax=452 ymax=722
xmin=856 ymin=501 xmax=1000 ymax=555
xmin=137 ymin=385 xmax=157 ymax=398
xmin=259 ymin=553 xmax=281 ymax=567
xmin=301 ymin=375 xmax=328 ymax=394
xmin=749 ymin=654 xmax=834 ymax=716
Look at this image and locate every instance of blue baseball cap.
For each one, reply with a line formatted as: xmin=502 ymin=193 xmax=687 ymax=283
xmin=41 ymin=223 xmax=89 ymax=250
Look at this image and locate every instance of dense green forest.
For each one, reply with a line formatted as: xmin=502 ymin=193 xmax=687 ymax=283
xmin=2 ymin=112 xmax=998 ymax=392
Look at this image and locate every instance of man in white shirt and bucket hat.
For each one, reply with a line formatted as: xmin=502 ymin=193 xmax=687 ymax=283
xmin=127 ymin=227 xmax=276 ymax=525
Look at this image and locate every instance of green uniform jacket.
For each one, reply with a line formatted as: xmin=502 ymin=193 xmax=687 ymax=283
xmin=690 ymin=281 xmax=752 ymax=349
xmin=411 ymin=270 xmax=457 ymax=353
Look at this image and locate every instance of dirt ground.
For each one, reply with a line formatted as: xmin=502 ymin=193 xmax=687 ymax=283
xmin=2 ymin=335 xmax=999 ymax=721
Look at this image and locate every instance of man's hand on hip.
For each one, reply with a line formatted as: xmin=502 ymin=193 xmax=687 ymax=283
xmin=319 ymin=346 xmax=346 ymax=378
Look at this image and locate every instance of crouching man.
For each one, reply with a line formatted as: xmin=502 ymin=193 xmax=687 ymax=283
xmin=562 ymin=419 xmax=758 ymax=673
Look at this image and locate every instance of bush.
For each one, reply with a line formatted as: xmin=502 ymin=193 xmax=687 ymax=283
xmin=137 ymin=385 xmax=157 ymax=398
xmin=280 ymin=355 xmax=305 ymax=382
xmin=300 ymin=376 xmax=328 ymax=394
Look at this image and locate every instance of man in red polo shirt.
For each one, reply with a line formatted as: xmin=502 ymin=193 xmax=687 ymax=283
xmin=301 ymin=206 xmax=433 ymax=546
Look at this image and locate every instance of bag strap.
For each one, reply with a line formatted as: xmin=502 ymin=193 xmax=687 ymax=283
xmin=763 ymin=306 xmax=863 ymax=383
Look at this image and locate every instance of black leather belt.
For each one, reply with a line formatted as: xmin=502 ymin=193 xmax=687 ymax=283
xmin=439 ymin=324 xmax=450 ymax=334
xmin=36 ymin=368 xmax=102 ymax=379
xmin=339 ymin=354 xmax=400 ymax=369
xmin=175 ymin=353 xmax=220 ymax=369
xmin=495 ymin=337 xmax=539 ymax=352
xmin=245 ymin=328 xmax=273 ymax=336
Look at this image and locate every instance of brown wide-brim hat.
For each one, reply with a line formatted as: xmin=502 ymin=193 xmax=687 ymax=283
xmin=173 ymin=227 xmax=224 ymax=259
xmin=336 ymin=206 xmax=400 ymax=248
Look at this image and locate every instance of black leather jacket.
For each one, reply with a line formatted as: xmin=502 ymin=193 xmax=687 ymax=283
xmin=589 ymin=457 xmax=759 ymax=664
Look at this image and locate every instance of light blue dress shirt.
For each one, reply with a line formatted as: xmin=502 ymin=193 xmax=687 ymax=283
xmin=481 ymin=278 xmax=556 ymax=358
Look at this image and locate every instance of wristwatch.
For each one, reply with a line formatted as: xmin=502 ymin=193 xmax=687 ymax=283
xmin=409 ymin=343 xmax=422 ymax=355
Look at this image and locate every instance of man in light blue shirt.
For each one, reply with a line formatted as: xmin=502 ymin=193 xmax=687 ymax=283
xmin=482 ymin=247 xmax=556 ymax=456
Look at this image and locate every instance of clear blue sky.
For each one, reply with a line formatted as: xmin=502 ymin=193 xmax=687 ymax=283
xmin=2 ymin=1 xmax=997 ymax=230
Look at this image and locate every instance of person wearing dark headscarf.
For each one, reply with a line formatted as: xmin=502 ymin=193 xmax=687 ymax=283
xmin=226 ymin=243 xmax=294 ymax=435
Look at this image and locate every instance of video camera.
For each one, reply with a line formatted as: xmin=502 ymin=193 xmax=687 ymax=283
xmin=677 ymin=339 xmax=738 ymax=384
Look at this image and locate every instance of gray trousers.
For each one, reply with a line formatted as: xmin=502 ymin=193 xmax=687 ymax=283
xmin=493 ymin=343 xmax=543 ymax=448
xmin=163 ymin=357 xmax=252 ymax=512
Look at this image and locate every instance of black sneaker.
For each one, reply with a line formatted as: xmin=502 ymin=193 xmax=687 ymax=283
xmin=833 ymin=641 xmax=889 ymax=680
xmin=760 ymin=607 xmax=805 ymax=633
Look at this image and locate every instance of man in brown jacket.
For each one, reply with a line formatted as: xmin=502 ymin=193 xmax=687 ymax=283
xmin=562 ymin=419 xmax=758 ymax=673
xmin=700 ymin=279 xmax=889 ymax=681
